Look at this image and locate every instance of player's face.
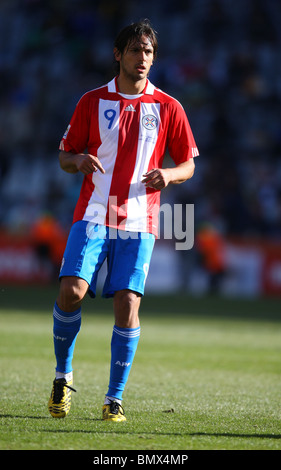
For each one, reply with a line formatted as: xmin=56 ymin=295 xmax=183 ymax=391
xmin=115 ymin=35 xmax=154 ymax=83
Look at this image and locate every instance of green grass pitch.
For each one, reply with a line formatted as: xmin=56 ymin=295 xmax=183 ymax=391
xmin=0 ymin=286 xmax=280 ymax=452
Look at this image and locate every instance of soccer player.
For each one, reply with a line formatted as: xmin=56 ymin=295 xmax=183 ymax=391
xmin=48 ymin=20 xmax=199 ymax=422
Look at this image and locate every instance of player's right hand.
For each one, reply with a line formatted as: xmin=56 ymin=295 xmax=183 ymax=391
xmin=76 ymin=153 xmax=105 ymax=175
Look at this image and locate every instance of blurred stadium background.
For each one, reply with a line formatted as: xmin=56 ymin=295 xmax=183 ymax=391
xmin=1 ymin=0 xmax=281 ymax=299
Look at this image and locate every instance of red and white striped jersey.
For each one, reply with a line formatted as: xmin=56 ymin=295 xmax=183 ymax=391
xmin=59 ymin=77 xmax=199 ymax=237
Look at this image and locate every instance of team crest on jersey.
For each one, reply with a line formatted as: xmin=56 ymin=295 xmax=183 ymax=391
xmin=142 ymin=114 xmax=158 ymax=130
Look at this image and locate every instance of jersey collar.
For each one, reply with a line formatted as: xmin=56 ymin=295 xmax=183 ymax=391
xmin=107 ymin=77 xmax=155 ymax=95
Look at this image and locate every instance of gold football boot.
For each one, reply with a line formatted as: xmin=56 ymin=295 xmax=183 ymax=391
xmin=48 ymin=378 xmax=76 ymax=418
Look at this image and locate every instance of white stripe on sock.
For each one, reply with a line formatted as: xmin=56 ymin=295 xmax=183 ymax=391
xmin=113 ymin=326 xmax=140 ymax=338
xmin=53 ymin=307 xmax=81 ymax=323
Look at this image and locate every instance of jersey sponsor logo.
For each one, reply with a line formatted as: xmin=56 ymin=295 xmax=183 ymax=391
xmin=124 ymin=104 xmax=136 ymax=112
xmin=142 ymin=114 xmax=158 ymax=130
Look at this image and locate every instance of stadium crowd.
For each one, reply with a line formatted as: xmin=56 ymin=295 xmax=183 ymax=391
xmin=0 ymin=0 xmax=281 ymax=244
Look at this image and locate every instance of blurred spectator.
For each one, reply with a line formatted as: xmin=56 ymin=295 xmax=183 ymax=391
xmin=0 ymin=0 xmax=281 ymax=258
xmin=195 ymin=223 xmax=227 ymax=293
xmin=30 ymin=213 xmax=67 ymax=278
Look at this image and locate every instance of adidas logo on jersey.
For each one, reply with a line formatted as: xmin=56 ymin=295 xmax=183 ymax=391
xmin=124 ymin=104 xmax=136 ymax=112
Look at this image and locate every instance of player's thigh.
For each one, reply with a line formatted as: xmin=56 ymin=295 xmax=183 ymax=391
xmin=60 ymin=221 xmax=108 ymax=298
xmin=102 ymin=231 xmax=155 ymax=298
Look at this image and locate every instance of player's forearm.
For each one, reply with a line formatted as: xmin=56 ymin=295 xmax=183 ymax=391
xmin=59 ymin=151 xmax=105 ymax=175
xmin=167 ymin=159 xmax=195 ymax=185
xmin=142 ymin=159 xmax=195 ymax=190
xmin=59 ymin=151 xmax=80 ymax=173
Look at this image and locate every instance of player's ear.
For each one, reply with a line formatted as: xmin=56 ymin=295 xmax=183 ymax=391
xmin=114 ymin=47 xmax=121 ymax=62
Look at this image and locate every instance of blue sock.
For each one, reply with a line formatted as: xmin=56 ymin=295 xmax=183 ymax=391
xmin=106 ymin=325 xmax=140 ymax=401
xmin=53 ymin=302 xmax=81 ymax=375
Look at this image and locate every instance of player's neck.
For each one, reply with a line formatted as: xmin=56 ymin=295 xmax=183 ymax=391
xmin=116 ymin=74 xmax=147 ymax=95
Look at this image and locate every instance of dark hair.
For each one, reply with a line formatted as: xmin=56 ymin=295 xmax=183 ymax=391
xmin=114 ymin=19 xmax=158 ymax=73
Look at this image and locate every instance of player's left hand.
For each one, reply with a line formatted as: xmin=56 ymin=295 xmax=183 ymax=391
xmin=141 ymin=168 xmax=170 ymax=190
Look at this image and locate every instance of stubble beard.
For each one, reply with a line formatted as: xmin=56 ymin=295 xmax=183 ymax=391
xmin=121 ymin=64 xmax=149 ymax=84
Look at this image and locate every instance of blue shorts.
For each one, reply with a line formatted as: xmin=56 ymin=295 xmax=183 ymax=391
xmin=59 ymin=221 xmax=155 ymax=298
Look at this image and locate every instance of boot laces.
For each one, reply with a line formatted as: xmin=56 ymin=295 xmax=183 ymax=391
xmin=53 ymin=379 xmax=76 ymax=403
xmin=109 ymin=400 xmax=125 ymax=416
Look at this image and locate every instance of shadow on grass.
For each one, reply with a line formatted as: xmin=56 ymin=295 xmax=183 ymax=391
xmin=40 ymin=428 xmax=281 ymax=441
xmin=1 ymin=413 xmax=280 ymax=441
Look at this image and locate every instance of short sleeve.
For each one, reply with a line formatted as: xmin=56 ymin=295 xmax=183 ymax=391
xmin=59 ymin=94 xmax=90 ymax=153
xmin=167 ymin=100 xmax=199 ymax=165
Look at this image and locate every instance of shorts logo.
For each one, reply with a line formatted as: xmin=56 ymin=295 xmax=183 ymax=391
xmin=142 ymin=114 xmax=158 ymax=130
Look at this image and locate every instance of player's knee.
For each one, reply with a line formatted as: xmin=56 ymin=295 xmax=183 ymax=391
xmin=57 ymin=277 xmax=88 ymax=311
xmin=114 ymin=290 xmax=141 ymax=328
xmin=115 ymin=289 xmax=140 ymax=309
